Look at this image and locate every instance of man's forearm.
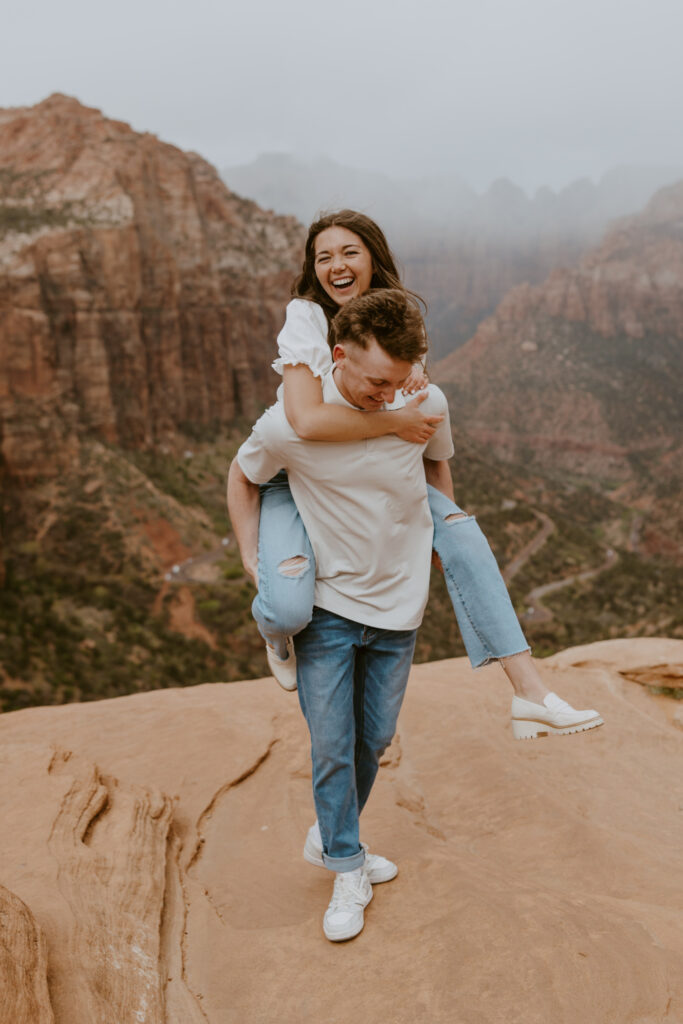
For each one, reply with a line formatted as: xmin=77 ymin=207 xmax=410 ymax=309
xmin=227 ymin=458 xmax=261 ymax=584
xmin=423 ymin=457 xmax=454 ymax=501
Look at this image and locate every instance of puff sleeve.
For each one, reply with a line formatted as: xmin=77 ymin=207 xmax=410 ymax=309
xmin=272 ymin=299 xmax=333 ymax=379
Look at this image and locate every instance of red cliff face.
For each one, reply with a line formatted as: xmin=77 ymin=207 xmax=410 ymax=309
xmin=434 ymin=182 xmax=683 ymax=488
xmin=0 ymin=94 xmax=304 ymax=480
xmin=404 ymin=235 xmax=588 ymax=361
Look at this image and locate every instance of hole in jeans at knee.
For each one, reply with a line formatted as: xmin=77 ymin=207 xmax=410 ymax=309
xmin=277 ymin=555 xmax=310 ymax=578
xmin=444 ymin=512 xmax=468 ymax=524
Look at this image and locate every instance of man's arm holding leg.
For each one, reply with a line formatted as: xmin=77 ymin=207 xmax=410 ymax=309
xmin=227 ymin=458 xmax=260 ymax=585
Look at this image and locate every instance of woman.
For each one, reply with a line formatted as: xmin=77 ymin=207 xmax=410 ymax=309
xmin=247 ymin=210 xmax=602 ymax=739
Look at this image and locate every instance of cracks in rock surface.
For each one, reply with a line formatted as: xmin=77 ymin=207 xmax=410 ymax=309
xmin=384 ymin=734 xmax=446 ymax=842
xmin=186 ymin=739 xmax=278 ymax=875
xmin=159 ymin=825 xmax=208 ymax=1024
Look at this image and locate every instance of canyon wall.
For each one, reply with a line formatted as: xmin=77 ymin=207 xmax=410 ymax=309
xmin=434 ymin=181 xmax=683 ymax=486
xmin=0 ymin=94 xmax=304 ymax=480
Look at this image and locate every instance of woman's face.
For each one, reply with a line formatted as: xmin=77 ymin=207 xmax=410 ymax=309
xmin=313 ymin=226 xmax=373 ymax=306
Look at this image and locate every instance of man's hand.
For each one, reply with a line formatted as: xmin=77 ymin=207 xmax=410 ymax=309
xmin=394 ymin=392 xmax=444 ymax=443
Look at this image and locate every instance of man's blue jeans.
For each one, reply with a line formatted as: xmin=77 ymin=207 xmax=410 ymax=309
xmin=294 ymin=606 xmax=417 ymax=873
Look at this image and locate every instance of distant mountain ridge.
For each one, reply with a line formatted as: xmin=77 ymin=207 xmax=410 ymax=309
xmin=223 ymin=152 xmax=683 ymax=242
xmin=434 ymin=180 xmax=683 ymax=559
xmin=223 ymin=154 xmax=683 ymax=358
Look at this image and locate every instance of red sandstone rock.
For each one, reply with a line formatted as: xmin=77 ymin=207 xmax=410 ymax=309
xmin=0 ymin=94 xmax=304 ymax=480
xmin=0 ymin=884 xmax=54 ymax=1024
xmin=434 ymin=182 xmax=683 ymax=519
xmin=0 ymin=638 xmax=682 ymax=1022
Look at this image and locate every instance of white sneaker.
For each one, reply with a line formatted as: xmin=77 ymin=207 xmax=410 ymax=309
xmin=303 ymin=823 xmax=397 ymax=883
xmin=323 ymin=867 xmax=373 ymax=942
xmin=265 ymin=638 xmax=297 ymax=691
xmin=511 ymin=691 xmax=603 ymax=739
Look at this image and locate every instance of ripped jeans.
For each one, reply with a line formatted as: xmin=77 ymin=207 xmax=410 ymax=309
xmin=251 ymin=471 xmax=529 ymax=668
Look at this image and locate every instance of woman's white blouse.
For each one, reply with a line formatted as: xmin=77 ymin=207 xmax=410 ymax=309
xmin=272 ymin=299 xmax=332 ymax=379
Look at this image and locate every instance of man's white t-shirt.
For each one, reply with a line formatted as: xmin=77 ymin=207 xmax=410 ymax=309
xmin=237 ymin=369 xmax=454 ymax=632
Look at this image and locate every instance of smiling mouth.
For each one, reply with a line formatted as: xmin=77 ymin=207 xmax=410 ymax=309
xmin=332 ymin=277 xmax=354 ymax=290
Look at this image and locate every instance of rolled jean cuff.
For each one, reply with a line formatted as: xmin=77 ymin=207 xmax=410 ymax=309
xmin=321 ymin=847 xmax=366 ymax=873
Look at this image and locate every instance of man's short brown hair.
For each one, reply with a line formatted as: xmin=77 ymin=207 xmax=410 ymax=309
xmin=329 ymin=289 xmax=428 ymax=364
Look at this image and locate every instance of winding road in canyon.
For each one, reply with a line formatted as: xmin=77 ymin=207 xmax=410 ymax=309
xmin=499 ymin=509 xmax=618 ymax=624
xmin=165 ymin=506 xmax=619 ymax=632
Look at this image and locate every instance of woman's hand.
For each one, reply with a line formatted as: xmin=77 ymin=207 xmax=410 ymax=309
xmin=394 ymin=392 xmax=444 ymax=443
xmin=402 ymin=363 xmax=430 ymax=394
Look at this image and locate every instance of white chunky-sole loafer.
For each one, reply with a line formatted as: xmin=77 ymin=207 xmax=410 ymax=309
xmin=303 ymin=824 xmax=398 ymax=883
xmin=265 ymin=638 xmax=297 ymax=691
xmin=511 ymin=692 xmax=603 ymax=739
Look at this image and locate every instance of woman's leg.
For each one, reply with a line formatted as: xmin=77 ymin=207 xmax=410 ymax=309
xmin=427 ymin=486 xmax=551 ymax=701
xmin=427 ymin=486 xmax=604 ymax=733
xmin=427 ymin=487 xmax=529 ymax=660
xmin=251 ymin=473 xmax=315 ymax=660
xmin=498 ymin=651 xmax=549 ymax=702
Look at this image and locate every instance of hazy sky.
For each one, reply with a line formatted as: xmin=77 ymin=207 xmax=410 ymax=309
xmin=4 ymin=0 xmax=683 ymax=192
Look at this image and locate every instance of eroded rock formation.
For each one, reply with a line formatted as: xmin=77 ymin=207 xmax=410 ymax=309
xmin=0 ymin=884 xmax=53 ymax=1024
xmin=0 ymin=94 xmax=303 ymax=480
xmin=434 ymin=182 xmax=683 ymax=491
xmin=1 ymin=639 xmax=682 ymax=1023
xmin=47 ymin=750 xmax=173 ymax=1022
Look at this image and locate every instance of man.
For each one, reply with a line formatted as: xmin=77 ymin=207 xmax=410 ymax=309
xmin=227 ymin=289 xmax=454 ymax=941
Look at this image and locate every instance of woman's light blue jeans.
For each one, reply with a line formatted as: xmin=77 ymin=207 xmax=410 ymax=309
xmin=295 ymin=606 xmax=416 ymax=870
xmin=252 ymin=472 xmax=529 ymax=668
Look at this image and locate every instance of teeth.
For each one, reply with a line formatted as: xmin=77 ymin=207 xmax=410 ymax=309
xmin=333 ymin=278 xmax=354 ymax=287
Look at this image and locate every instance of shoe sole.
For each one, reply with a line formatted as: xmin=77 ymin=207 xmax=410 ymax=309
xmin=303 ymin=838 xmax=397 ymax=884
xmin=273 ymin=678 xmax=297 ymax=692
xmin=265 ymin=657 xmax=298 ymax=691
xmin=323 ymin=890 xmax=373 ymax=942
xmin=512 ymin=715 xmax=604 ymax=740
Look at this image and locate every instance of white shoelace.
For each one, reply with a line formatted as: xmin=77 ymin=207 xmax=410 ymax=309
xmin=329 ymin=872 xmax=368 ymax=911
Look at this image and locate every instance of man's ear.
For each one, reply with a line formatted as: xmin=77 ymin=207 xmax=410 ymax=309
xmin=332 ymin=343 xmax=346 ymax=367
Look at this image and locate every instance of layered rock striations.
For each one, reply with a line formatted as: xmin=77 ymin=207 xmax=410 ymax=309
xmin=434 ymin=181 xmax=683 ymax=511
xmin=403 ymin=232 xmax=587 ymax=360
xmin=0 ymin=94 xmax=303 ymax=480
xmin=1 ymin=639 xmax=682 ymax=1023
xmin=0 ymin=884 xmax=54 ymax=1024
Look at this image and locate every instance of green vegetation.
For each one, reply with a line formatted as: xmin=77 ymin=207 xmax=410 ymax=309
xmin=528 ymin=552 xmax=683 ymax=656
xmin=0 ymin=521 xmax=266 ymax=713
xmin=0 ymin=431 xmax=679 ymax=711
